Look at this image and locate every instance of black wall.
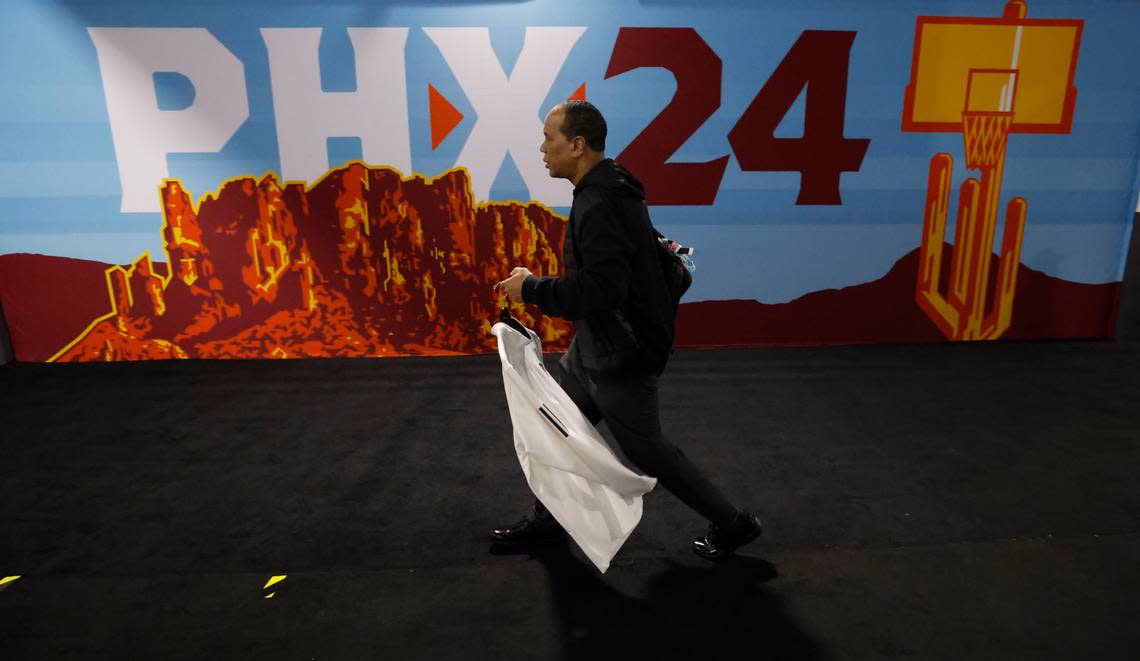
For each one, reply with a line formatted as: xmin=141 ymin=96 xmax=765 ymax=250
xmin=0 ymin=299 xmax=12 ymax=364
xmin=1117 ymin=214 xmax=1140 ymax=342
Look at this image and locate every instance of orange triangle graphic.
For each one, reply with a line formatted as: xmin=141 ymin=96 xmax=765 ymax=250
xmin=428 ymin=84 xmax=464 ymax=151
xmin=570 ymin=83 xmax=587 ymax=101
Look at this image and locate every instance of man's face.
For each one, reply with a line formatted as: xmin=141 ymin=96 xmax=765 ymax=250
xmin=540 ymin=108 xmax=577 ymax=180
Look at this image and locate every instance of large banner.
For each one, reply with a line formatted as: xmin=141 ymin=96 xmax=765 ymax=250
xmin=0 ymin=0 xmax=1136 ymax=361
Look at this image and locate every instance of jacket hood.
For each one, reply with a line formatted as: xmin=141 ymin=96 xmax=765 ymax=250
xmin=573 ymin=158 xmax=645 ymax=201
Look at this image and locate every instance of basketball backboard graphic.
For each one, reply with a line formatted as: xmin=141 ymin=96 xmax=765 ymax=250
xmin=903 ymin=5 xmax=1082 ymax=133
xmin=902 ymin=0 xmax=1083 ymax=341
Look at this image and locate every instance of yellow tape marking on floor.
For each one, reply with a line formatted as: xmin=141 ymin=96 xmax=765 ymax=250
xmin=264 ymin=575 xmax=286 ymax=599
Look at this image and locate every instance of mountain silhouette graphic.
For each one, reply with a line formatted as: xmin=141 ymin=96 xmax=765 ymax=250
xmin=49 ymin=163 xmax=572 ymax=361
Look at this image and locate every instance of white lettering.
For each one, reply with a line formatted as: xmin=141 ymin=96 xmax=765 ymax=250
xmin=261 ymin=28 xmax=412 ymax=184
xmin=424 ymin=27 xmax=586 ymax=206
xmin=87 ymin=28 xmax=249 ymax=213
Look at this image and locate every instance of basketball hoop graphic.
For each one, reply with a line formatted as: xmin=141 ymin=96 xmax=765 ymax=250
xmin=902 ymin=1 xmax=1082 ymax=340
xmin=962 ymin=70 xmax=1017 ymax=170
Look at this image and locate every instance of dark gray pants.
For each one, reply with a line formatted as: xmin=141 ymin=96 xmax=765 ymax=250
xmin=533 ymin=337 xmax=742 ymax=528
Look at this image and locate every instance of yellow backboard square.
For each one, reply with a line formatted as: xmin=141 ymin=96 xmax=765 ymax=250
xmin=905 ymin=19 xmax=1081 ymax=131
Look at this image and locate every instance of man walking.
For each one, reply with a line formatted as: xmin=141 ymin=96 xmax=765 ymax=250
xmin=495 ymin=100 xmax=761 ymax=560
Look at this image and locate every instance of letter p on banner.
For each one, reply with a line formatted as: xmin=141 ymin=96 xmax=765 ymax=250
xmin=88 ymin=28 xmax=249 ymax=213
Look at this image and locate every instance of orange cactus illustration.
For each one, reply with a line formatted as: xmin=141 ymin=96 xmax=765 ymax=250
xmin=903 ymin=0 xmax=1082 ymax=340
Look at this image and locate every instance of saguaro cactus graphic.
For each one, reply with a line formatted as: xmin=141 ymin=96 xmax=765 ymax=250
xmin=918 ymin=72 xmax=1028 ymax=340
xmin=902 ymin=0 xmax=1082 ymax=340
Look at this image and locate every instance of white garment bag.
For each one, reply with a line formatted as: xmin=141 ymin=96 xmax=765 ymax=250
xmin=492 ymin=319 xmax=657 ymax=572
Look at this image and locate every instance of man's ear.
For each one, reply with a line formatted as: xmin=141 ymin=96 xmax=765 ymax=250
xmin=571 ymin=136 xmax=587 ymax=157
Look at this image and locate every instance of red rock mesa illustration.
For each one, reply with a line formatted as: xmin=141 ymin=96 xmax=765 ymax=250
xmin=51 ymin=163 xmax=572 ymax=361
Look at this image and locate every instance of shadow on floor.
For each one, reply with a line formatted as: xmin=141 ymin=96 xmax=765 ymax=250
xmin=493 ymin=538 xmax=826 ymax=660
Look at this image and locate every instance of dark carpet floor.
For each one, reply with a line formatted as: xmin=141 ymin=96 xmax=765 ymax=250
xmin=1 ymin=338 xmax=1139 ymax=660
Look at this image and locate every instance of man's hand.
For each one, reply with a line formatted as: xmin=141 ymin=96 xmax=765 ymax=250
xmin=495 ymin=267 xmax=533 ymax=302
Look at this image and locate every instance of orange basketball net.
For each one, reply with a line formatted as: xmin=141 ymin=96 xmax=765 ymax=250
xmin=962 ymin=110 xmax=1014 ymax=170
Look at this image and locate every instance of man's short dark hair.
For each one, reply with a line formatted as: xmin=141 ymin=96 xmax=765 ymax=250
xmin=558 ymin=100 xmax=607 ymax=152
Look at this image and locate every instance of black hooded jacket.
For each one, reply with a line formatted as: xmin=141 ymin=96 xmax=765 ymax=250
xmin=522 ymin=159 xmax=676 ymax=376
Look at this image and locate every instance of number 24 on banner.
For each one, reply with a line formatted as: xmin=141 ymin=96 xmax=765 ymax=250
xmin=607 ymin=29 xmax=869 ymax=206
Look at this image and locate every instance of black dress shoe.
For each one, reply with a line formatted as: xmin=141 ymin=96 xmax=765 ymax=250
xmin=692 ymin=512 xmax=763 ymax=560
xmin=490 ymin=516 xmax=564 ymax=544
